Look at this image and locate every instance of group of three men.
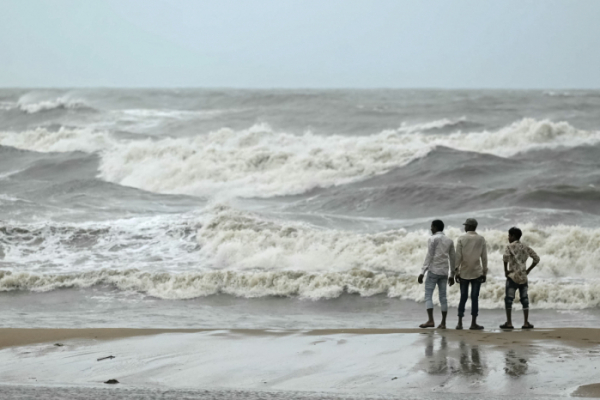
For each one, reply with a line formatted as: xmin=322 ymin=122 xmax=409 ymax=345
xmin=418 ymin=218 xmax=540 ymax=330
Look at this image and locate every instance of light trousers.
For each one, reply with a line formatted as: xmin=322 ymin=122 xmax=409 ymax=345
xmin=424 ymin=272 xmax=448 ymax=312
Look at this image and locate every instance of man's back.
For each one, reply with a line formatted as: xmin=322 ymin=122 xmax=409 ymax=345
xmin=423 ymin=232 xmax=456 ymax=276
xmin=455 ymin=232 xmax=488 ymax=280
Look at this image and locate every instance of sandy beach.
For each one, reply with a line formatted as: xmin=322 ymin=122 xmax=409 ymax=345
xmin=1 ymin=327 xmax=599 ymax=398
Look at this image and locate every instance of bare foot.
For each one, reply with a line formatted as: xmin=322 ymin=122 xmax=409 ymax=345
xmin=469 ymin=324 xmax=484 ymax=330
xmin=437 ymin=323 xmax=446 ymax=329
xmin=419 ymin=321 xmax=435 ymax=328
xmin=499 ymin=323 xmax=514 ymax=330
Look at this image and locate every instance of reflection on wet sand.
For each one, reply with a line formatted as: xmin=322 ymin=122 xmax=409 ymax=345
xmin=458 ymin=340 xmax=483 ymax=376
xmin=424 ymin=334 xmax=448 ymax=375
xmin=422 ymin=334 xmax=485 ymax=377
xmin=504 ymin=350 xmax=528 ymax=377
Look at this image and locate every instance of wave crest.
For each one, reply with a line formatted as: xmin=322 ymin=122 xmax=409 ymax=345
xmin=0 ymin=127 xmax=115 ymax=153
xmin=1 ymin=119 xmax=598 ymax=198
xmin=1 ymin=268 xmax=598 ymax=309
xmin=18 ymin=97 xmax=89 ymax=114
xmin=99 ymin=119 xmax=600 ymax=198
xmin=1 ymin=206 xmax=600 ymax=308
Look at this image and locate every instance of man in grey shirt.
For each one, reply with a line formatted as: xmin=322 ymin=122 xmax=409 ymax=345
xmin=455 ymin=218 xmax=488 ymax=330
xmin=418 ymin=219 xmax=456 ymax=329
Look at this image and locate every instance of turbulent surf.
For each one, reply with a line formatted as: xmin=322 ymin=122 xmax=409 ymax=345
xmin=1 ymin=88 xmax=599 ymax=310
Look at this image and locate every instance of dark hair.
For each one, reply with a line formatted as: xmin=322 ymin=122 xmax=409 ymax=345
xmin=432 ymin=220 xmax=444 ymax=231
xmin=508 ymin=227 xmax=522 ymax=240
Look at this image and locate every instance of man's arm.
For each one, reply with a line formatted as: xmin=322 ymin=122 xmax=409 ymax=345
xmin=503 ymin=246 xmax=510 ymax=278
xmin=454 ymin=237 xmax=462 ymax=281
xmin=481 ymin=239 xmax=488 ymax=282
xmin=526 ymin=247 xmax=540 ymax=275
xmin=418 ymin=237 xmax=435 ymax=284
xmin=448 ymin=241 xmax=456 ymax=286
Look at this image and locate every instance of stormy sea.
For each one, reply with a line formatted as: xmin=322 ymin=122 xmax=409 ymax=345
xmin=1 ymin=88 xmax=600 ymax=330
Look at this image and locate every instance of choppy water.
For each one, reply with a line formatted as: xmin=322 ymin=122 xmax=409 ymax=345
xmin=1 ymin=89 xmax=599 ymax=315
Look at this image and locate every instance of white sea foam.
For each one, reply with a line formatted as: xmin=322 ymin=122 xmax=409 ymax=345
xmin=1 ymin=269 xmax=598 ymax=309
xmin=17 ymin=96 xmax=88 ymax=113
xmin=397 ymin=116 xmax=468 ymax=133
xmin=0 ymin=127 xmax=116 ymax=153
xmin=1 ymin=119 xmax=599 ymax=198
xmin=0 ymin=101 xmax=16 ymax=110
xmin=120 ymin=108 xmax=229 ymax=119
xmin=1 ymin=206 xmax=599 ymax=308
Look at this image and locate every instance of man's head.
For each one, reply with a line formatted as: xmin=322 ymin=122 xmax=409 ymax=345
xmin=431 ymin=219 xmax=444 ymax=234
xmin=508 ymin=227 xmax=522 ymax=243
xmin=463 ymin=218 xmax=478 ymax=232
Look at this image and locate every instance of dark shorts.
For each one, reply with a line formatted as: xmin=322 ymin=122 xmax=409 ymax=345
xmin=505 ymin=278 xmax=529 ymax=310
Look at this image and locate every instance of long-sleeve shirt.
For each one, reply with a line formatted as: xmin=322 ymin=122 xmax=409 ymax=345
xmin=455 ymin=231 xmax=488 ymax=280
xmin=503 ymin=241 xmax=540 ymax=285
xmin=421 ymin=232 xmax=456 ymax=277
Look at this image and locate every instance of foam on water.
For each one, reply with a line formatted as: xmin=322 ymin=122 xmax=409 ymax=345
xmin=1 ymin=119 xmax=598 ymax=198
xmin=0 ymin=127 xmax=116 ymax=154
xmin=17 ymin=96 xmax=88 ymax=114
xmin=1 ymin=205 xmax=599 ymax=308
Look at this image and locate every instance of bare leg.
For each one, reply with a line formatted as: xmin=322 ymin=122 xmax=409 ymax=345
xmin=419 ymin=308 xmax=435 ymax=328
xmin=438 ymin=311 xmax=447 ymax=329
xmin=500 ymin=308 xmax=514 ymax=329
xmin=522 ymin=309 xmax=534 ymax=329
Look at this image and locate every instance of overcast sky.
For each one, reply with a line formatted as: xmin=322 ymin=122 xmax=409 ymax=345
xmin=1 ymin=0 xmax=599 ymax=88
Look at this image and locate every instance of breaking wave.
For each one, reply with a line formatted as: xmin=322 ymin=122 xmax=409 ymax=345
xmin=17 ymin=96 xmax=89 ymax=114
xmin=1 ymin=205 xmax=599 ymax=308
xmin=397 ymin=116 xmax=476 ymax=133
xmin=1 ymin=268 xmax=599 ymax=309
xmin=0 ymin=127 xmax=115 ymax=154
xmin=0 ymin=119 xmax=599 ymax=198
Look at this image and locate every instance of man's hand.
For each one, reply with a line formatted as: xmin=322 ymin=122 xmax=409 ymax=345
xmin=455 ymin=275 xmax=461 ymax=284
xmin=418 ymin=274 xmax=424 ymax=284
xmin=448 ymin=277 xmax=455 ymax=286
xmin=481 ymin=275 xmax=487 ymax=283
xmin=527 ymin=262 xmax=538 ymax=275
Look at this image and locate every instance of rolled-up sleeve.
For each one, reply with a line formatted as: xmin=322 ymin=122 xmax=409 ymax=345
xmin=448 ymin=242 xmax=456 ymax=278
xmin=481 ymin=240 xmax=488 ymax=276
xmin=454 ymin=238 xmax=462 ymax=276
xmin=421 ymin=237 xmax=435 ymax=274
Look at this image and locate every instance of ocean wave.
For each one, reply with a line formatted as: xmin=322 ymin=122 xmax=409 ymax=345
xmin=0 ymin=127 xmax=116 ymax=153
xmin=1 ymin=119 xmax=599 ymax=198
xmin=397 ymin=116 xmax=476 ymax=133
xmin=98 ymin=119 xmax=600 ymax=198
xmin=120 ymin=108 xmax=230 ymax=119
xmin=0 ymin=215 xmax=202 ymax=271
xmin=1 ymin=206 xmax=600 ymax=308
xmin=194 ymin=206 xmax=600 ymax=279
xmin=17 ymin=96 xmax=89 ymax=114
xmin=282 ymin=145 xmax=600 ymax=218
xmin=0 ymin=269 xmax=598 ymax=309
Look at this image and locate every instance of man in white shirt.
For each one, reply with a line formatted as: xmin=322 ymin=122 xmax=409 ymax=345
xmin=418 ymin=219 xmax=456 ymax=329
xmin=455 ymin=218 xmax=488 ymax=330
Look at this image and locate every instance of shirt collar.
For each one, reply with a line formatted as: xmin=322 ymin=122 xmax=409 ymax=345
xmin=434 ymin=231 xmax=445 ymax=236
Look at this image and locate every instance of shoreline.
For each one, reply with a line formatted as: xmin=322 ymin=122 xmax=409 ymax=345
xmin=2 ymin=327 xmax=600 ymax=350
xmin=1 ymin=327 xmax=599 ymax=397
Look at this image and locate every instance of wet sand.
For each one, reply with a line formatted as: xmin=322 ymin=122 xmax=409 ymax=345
xmin=2 ymin=327 xmax=600 ymax=350
xmin=1 ymin=327 xmax=600 ymax=398
xmin=573 ymin=383 xmax=600 ymax=398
